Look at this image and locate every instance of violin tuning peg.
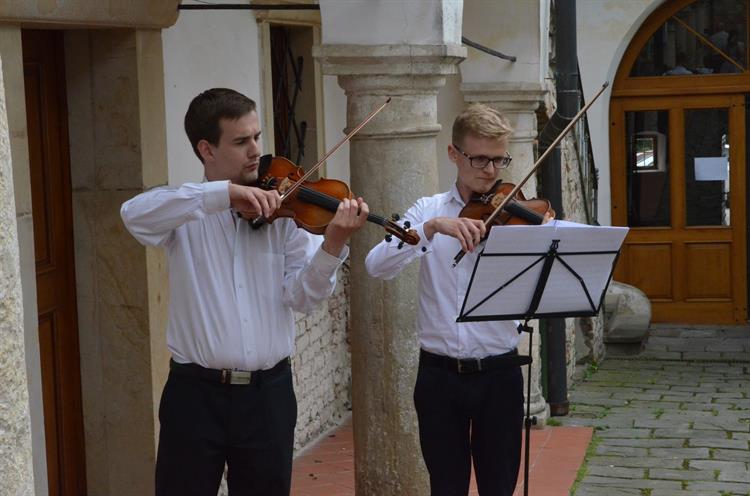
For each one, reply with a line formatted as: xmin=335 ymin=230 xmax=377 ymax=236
xmin=391 ymin=213 xmax=401 ymax=221
xmin=397 ymin=241 xmax=404 ymax=249
xmin=403 ymin=221 xmax=411 ymax=229
xmin=384 ymin=234 xmax=393 ymax=242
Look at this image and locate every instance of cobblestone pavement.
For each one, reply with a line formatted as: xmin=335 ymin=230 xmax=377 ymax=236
xmin=561 ymin=326 xmax=750 ymax=496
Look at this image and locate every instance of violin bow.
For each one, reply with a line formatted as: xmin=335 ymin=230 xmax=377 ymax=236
xmin=451 ymin=81 xmax=610 ymax=268
xmin=251 ymin=97 xmax=391 ymax=229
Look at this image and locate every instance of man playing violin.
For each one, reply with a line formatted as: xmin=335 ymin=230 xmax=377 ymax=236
xmin=121 ymin=88 xmax=368 ymax=496
xmin=366 ymin=103 xmax=545 ymax=496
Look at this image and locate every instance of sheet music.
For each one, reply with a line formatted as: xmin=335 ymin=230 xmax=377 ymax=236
xmin=460 ymin=221 xmax=629 ymax=320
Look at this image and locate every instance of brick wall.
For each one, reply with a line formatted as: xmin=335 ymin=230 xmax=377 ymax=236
xmin=292 ymin=263 xmax=352 ymax=450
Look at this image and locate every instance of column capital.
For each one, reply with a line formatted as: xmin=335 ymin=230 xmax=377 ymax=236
xmin=314 ymin=44 xmax=466 ymax=83
xmin=461 ymin=81 xmax=546 ymax=111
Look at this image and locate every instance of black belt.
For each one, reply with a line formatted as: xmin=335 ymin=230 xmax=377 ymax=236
xmin=419 ymin=348 xmax=531 ymax=374
xmin=169 ymin=357 xmax=290 ymax=385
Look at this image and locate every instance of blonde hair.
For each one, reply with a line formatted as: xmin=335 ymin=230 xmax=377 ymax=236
xmin=452 ymin=103 xmax=513 ymax=146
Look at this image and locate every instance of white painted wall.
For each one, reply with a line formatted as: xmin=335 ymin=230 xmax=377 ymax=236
xmin=321 ymin=75 xmax=350 ymax=183
xmin=577 ymin=0 xmax=665 ymax=225
xmin=319 ymin=0 xmax=462 ymax=45
xmin=460 ymin=0 xmax=546 ymax=84
xmin=162 ymin=7 xmax=263 ymax=186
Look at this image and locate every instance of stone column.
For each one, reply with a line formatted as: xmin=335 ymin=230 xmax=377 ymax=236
xmin=461 ymin=81 xmax=550 ymax=425
xmin=315 ymin=44 xmax=465 ymax=496
xmin=0 ymin=56 xmax=35 ymax=495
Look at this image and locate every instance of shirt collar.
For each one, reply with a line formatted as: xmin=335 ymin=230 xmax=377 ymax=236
xmin=443 ymin=182 xmax=466 ymax=207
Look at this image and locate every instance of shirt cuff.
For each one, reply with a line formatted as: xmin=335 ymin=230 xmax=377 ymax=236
xmin=312 ymin=244 xmax=349 ymax=275
xmin=202 ymin=180 xmax=231 ymax=213
xmin=409 ymin=221 xmax=433 ymax=256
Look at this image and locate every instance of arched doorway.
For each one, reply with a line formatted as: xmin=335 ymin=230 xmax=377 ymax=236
xmin=611 ymin=0 xmax=749 ymax=323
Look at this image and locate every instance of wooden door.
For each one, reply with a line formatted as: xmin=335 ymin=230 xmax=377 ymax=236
xmin=611 ymin=94 xmax=747 ymax=323
xmin=23 ymin=29 xmax=87 ymax=495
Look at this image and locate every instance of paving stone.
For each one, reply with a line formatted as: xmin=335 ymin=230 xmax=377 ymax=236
xmin=692 ymin=419 xmax=750 ymax=432
xmin=639 ymin=351 xmax=683 ymax=360
xmin=720 ymin=352 xmax=750 ymax=361
xmin=634 ymin=419 xmax=693 ymax=429
xmin=579 ymin=476 xmax=683 ymax=490
xmin=595 ymin=445 xmax=648 ymax=457
xmin=597 ymin=428 xmax=652 ymax=439
xmin=682 ymin=352 xmax=724 ymax=360
xmin=574 ymin=484 xmax=641 ymax=495
xmin=569 ymin=396 xmax=630 ymax=407
xmin=689 ymin=460 xmax=747 ymax=471
xmin=714 ymin=398 xmax=750 ymax=408
xmin=718 ymin=470 xmax=750 ymax=483
xmin=627 ymin=400 xmax=685 ymax=410
xmin=628 ymin=383 xmax=672 ymax=390
xmin=649 ymin=447 xmax=711 ymax=459
xmin=668 ymin=339 xmax=724 ymax=352
xmin=600 ymin=438 xmax=684 ymax=448
xmin=587 ymin=456 xmax=684 ymax=469
xmin=586 ymin=465 xmax=645 ymax=479
xmin=688 ymin=438 xmax=748 ymax=449
xmin=649 ymin=468 xmax=717 ymax=481
xmin=649 ymin=491 xmax=724 ymax=496
xmin=652 ymin=428 xmax=725 ymax=439
xmin=624 ymin=392 xmax=665 ymax=401
xmin=711 ymin=448 xmax=750 ymax=462
xmin=687 ymin=480 xmax=750 ymax=493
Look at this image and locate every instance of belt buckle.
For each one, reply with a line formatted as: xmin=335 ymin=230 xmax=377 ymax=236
xmin=457 ymin=358 xmax=482 ymax=374
xmin=222 ymin=369 xmax=252 ymax=385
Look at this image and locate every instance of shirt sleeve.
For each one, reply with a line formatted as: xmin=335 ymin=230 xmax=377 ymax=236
xmin=281 ymin=223 xmax=349 ymax=314
xmin=365 ymin=197 xmax=434 ymax=280
xmin=120 ymin=181 xmax=231 ymax=247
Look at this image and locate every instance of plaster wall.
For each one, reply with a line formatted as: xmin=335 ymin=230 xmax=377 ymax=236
xmin=0 ymin=25 xmax=48 ymax=496
xmin=322 ymin=75 xmax=349 ymax=183
xmin=577 ymin=0 xmax=665 ymax=225
xmin=0 ymin=0 xmax=177 ymax=28
xmin=162 ymin=8 xmax=263 ymax=185
xmin=319 ymin=0 xmax=462 ymax=45
xmin=461 ymin=0 xmax=548 ymax=84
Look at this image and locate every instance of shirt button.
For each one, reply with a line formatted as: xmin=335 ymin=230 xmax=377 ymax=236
xmin=421 ymin=247 xmax=427 ymax=252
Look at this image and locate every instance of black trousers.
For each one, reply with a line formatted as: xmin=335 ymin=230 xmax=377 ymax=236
xmin=414 ymin=355 xmax=524 ymax=496
xmin=155 ymin=361 xmax=297 ymax=496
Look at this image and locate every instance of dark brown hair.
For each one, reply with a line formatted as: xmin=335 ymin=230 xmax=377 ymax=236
xmin=184 ymin=88 xmax=257 ymax=162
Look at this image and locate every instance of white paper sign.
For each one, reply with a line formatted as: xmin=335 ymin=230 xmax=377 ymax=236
xmin=694 ymin=157 xmax=728 ymax=181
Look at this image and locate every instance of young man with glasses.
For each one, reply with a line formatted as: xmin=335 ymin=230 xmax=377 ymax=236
xmin=366 ymin=103 xmax=536 ymax=496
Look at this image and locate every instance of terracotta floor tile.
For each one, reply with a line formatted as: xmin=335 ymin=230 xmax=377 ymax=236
xmin=292 ymin=419 xmax=592 ymax=496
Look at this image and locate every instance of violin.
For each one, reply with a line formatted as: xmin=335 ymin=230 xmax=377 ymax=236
xmin=251 ymin=154 xmax=420 ymax=245
xmin=460 ymin=181 xmax=554 ymax=226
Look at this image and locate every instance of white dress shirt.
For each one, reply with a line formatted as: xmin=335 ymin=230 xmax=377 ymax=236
xmin=365 ymin=184 xmax=520 ymax=359
xmin=121 ymin=180 xmax=348 ymax=371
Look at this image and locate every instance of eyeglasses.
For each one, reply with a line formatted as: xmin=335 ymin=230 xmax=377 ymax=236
xmin=453 ymin=144 xmax=512 ymax=169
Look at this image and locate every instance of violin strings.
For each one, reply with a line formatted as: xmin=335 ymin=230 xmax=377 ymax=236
xmin=295 ymin=185 xmax=388 ymax=225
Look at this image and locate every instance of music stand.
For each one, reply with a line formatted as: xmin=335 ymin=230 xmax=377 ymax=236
xmin=456 ymin=220 xmax=628 ymax=496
